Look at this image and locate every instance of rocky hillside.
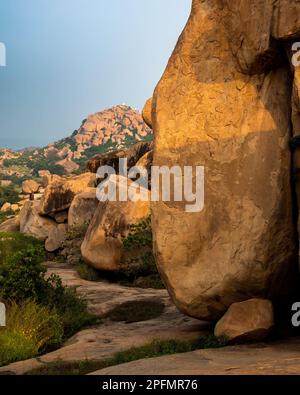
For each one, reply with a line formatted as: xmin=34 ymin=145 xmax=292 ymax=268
xmin=0 ymin=105 xmax=153 ymax=179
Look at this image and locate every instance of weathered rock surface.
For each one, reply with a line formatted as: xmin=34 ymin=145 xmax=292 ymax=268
xmin=52 ymin=210 xmax=68 ymax=224
xmin=151 ymin=0 xmax=297 ymax=321
xmin=91 ymin=337 xmax=300 ymax=375
xmin=81 ymin=176 xmax=150 ymax=271
xmin=142 ymin=98 xmax=153 ymax=128
xmin=272 ymin=0 xmax=300 ymax=40
xmin=45 ymin=224 xmax=67 ymax=252
xmin=86 ymin=141 xmax=153 ymax=175
xmin=22 ymin=180 xmax=40 ymax=195
xmin=19 ymin=201 xmax=57 ymax=240
xmin=39 ymin=173 xmax=96 ymax=215
xmin=41 ymin=173 xmax=62 ymax=188
xmin=68 ymin=188 xmax=99 ymax=229
xmin=0 ymin=216 xmax=20 ymax=232
xmin=214 ymin=299 xmax=274 ymax=343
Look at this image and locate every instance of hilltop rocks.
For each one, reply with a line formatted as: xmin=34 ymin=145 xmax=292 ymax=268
xmin=142 ymin=98 xmax=152 ymax=128
xmin=22 ymin=180 xmax=40 ymax=195
xmin=87 ymin=141 xmax=153 ymax=175
xmin=81 ymin=176 xmax=150 ymax=271
xmin=68 ymin=188 xmax=99 ymax=229
xmin=151 ymin=0 xmax=297 ymax=321
xmin=39 ymin=173 xmax=96 ymax=215
xmin=19 ymin=201 xmax=57 ymax=240
xmin=214 ymin=299 xmax=274 ymax=343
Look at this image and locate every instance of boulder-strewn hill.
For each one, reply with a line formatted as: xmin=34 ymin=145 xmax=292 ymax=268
xmin=0 ymin=105 xmax=153 ymax=179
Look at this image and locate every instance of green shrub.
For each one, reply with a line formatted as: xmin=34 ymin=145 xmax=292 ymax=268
xmin=43 ymin=275 xmax=98 ymax=339
xmin=0 ymin=331 xmax=37 ymax=367
xmin=0 ymin=300 xmax=64 ymax=367
xmin=0 ymin=233 xmax=46 ymax=302
xmin=0 ymin=232 xmax=97 ymax=342
xmin=5 ymin=300 xmax=63 ymax=351
xmin=0 ymin=210 xmax=14 ymax=225
xmin=0 ymin=185 xmax=20 ymax=207
xmin=120 ymin=217 xmax=165 ymax=289
xmin=0 ymin=232 xmax=44 ymax=266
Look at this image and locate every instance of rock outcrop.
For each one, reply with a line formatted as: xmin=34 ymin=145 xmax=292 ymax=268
xmin=39 ymin=173 xmax=96 ymax=215
xmin=68 ymin=188 xmax=99 ymax=229
xmin=45 ymin=224 xmax=67 ymax=252
xmin=151 ymin=0 xmax=298 ymax=321
xmin=86 ymin=141 xmax=153 ymax=175
xmin=81 ymin=176 xmax=150 ymax=271
xmin=214 ymin=299 xmax=274 ymax=343
xmin=19 ymin=201 xmax=58 ymax=241
xmin=0 ymin=216 xmax=20 ymax=232
xmin=0 ymin=105 xmax=153 ymax=178
xmin=22 ymin=180 xmax=40 ymax=195
xmin=142 ymin=98 xmax=152 ymax=128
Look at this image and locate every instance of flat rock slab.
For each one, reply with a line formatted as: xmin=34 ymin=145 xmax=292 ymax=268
xmin=0 ymin=264 xmax=207 ymax=375
xmin=91 ymin=337 xmax=300 ymax=375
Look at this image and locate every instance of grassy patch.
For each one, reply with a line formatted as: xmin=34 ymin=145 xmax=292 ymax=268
xmin=76 ymin=262 xmax=102 ymax=282
xmin=0 ymin=232 xmax=99 ymax=367
xmin=0 ymin=300 xmax=64 ymax=366
xmin=25 ymin=336 xmax=227 ymax=375
xmin=105 ymin=299 xmax=165 ymax=323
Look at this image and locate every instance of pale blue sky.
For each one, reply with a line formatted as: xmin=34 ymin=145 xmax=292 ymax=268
xmin=0 ymin=0 xmax=191 ymax=149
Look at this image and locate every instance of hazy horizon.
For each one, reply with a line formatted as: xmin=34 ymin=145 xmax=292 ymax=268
xmin=0 ymin=0 xmax=191 ymax=150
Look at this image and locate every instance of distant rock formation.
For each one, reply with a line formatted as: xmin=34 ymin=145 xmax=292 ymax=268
xmin=0 ymin=105 xmax=153 ymax=178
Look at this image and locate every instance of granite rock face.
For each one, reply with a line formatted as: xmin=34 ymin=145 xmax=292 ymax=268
xmin=151 ymin=0 xmax=298 ymax=321
xmin=39 ymin=173 xmax=96 ymax=215
xmin=19 ymin=201 xmax=58 ymax=241
xmin=81 ymin=176 xmax=150 ymax=271
xmin=68 ymin=188 xmax=99 ymax=229
xmin=214 ymin=299 xmax=274 ymax=343
xmin=142 ymin=98 xmax=153 ymax=128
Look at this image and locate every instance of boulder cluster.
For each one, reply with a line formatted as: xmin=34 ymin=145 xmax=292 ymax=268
xmin=0 ymin=143 xmax=153 ymax=264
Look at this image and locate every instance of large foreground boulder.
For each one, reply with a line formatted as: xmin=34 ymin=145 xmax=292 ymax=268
xmin=214 ymin=299 xmax=274 ymax=343
xmin=68 ymin=188 xmax=99 ymax=229
xmin=81 ymin=176 xmax=150 ymax=271
xmin=151 ymin=0 xmax=297 ymax=321
xmin=39 ymin=172 xmax=96 ymax=215
xmin=19 ymin=201 xmax=57 ymax=240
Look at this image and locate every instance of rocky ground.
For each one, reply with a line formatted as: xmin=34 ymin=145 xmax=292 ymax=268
xmin=0 ymin=262 xmax=208 ymax=375
xmin=1 ymin=262 xmax=300 ymax=376
xmin=92 ymin=338 xmax=300 ymax=375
